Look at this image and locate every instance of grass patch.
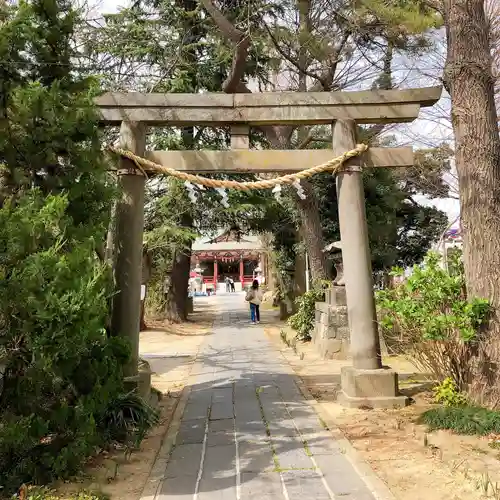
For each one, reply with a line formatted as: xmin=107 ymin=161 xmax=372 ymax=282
xmin=303 ymin=440 xmax=312 ymax=457
xmin=420 ymin=406 xmax=500 ymax=435
xmin=12 ymin=486 xmax=110 ymax=500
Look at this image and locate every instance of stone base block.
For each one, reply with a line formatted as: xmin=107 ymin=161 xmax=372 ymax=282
xmin=325 ymin=286 xmax=347 ymax=307
xmin=339 ymin=366 xmax=408 ymax=409
xmin=313 ymin=300 xmax=350 ymax=359
xmin=318 ymin=338 xmax=348 ymax=360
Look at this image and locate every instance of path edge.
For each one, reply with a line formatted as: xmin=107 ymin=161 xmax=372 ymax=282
xmin=275 ymin=346 xmax=397 ymax=500
xmin=139 ymin=377 xmax=194 ymax=500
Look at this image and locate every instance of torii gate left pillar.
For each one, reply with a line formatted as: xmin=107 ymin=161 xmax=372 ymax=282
xmin=111 ymin=121 xmax=146 ymax=386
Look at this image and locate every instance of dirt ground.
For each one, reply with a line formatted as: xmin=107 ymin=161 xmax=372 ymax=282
xmin=56 ymin=298 xmax=216 ymax=500
xmin=265 ymin=321 xmax=500 ymax=500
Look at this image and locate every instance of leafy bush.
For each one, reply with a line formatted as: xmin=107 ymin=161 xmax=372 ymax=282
xmin=433 ymin=377 xmax=467 ymax=407
xmin=420 ymin=406 xmax=500 ymax=435
xmin=288 ymin=288 xmax=325 ymax=341
xmin=377 ymin=251 xmax=490 ymax=389
xmin=0 ymin=193 xmax=130 ymax=493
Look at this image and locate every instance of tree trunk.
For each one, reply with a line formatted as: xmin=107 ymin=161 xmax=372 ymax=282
xmin=161 ymin=0 xmax=198 ymax=324
xmin=294 ymin=248 xmax=307 ymax=295
xmin=443 ymin=0 xmax=500 ymax=307
xmin=140 ymin=248 xmax=153 ymax=330
xmin=293 ymin=227 xmax=307 ymax=295
xmin=443 ymin=0 xmax=500 ymax=403
xmin=140 ymin=294 xmax=147 ymax=330
xmin=294 ymin=0 xmax=331 ymax=283
xmin=294 ymin=182 xmax=331 ymax=282
xmin=164 ymin=243 xmax=192 ymax=322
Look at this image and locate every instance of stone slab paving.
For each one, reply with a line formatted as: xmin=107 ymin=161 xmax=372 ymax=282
xmin=155 ymin=293 xmax=379 ymax=500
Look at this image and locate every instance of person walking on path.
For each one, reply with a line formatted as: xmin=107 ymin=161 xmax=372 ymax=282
xmin=245 ymin=279 xmax=263 ymax=324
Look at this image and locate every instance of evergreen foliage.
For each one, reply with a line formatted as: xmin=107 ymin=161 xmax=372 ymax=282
xmin=0 ymin=1 xmax=154 ymax=493
xmin=288 ymin=288 xmax=326 ymax=341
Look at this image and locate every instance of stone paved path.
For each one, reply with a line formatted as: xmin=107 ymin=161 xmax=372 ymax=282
xmin=155 ymin=293 xmax=378 ymax=500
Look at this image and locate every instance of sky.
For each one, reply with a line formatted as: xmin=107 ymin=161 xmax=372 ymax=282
xmin=93 ymin=0 xmax=461 ymax=228
xmin=94 ymin=0 xmax=119 ymax=13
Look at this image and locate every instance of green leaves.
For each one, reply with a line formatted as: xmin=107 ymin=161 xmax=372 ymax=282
xmin=0 ymin=191 xmax=124 ymax=491
xmin=377 ymin=251 xmax=490 ymax=344
xmin=420 ymin=406 xmax=500 ymax=436
xmin=377 ymin=250 xmax=491 ymax=389
xmin=356 ymin=0 xmax=443 ymax=34
xmin=433 ymin=377 xmax=468 ymax=407
xmin=0 ymin=1 xmax=136 ymax=493
xmin=288 ymin=288 xmax=326 ymax=341
xmin=313 ymin=165 xmax=447 ymax=276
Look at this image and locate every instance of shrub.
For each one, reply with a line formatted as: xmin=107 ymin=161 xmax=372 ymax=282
xmin=0 ymin=194 xmax=159 ymax=494
xmin=100 ymin=392 xmax=159 ymax=449
xmin=0 ymin=1 xmax=158 ymax=494
xmin=377 ymin=251 xmax=490 ymax=390
xmin=420 ymin=406 xmax=500 ymax=435
xmin=0 ymin=193 xmax=130 ymax=493
xmin=433 ymin=377 xmax=467 ymax=407
xmin=288 ymin=288 xmax=325 ymax=341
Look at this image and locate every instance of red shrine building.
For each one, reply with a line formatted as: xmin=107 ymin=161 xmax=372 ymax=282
xmin=191 ymin=229 xmax=267 ymax=292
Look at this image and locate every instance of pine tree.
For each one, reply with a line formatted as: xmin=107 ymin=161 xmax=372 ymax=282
xmin=0 ymin=0 xmax=112 ymax=235
xmin=0 ymin=1 xmax=131 ymax=492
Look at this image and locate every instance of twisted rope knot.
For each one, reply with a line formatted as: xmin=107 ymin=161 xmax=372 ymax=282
xmin=108 ymin=143 xmax=368 ymax=190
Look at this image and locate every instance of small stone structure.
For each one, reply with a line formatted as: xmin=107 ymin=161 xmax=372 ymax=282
xmin=312 ymin=285 xmax=350 ymax=359
xmin=313 ymin=241 xmax=350 ymax=359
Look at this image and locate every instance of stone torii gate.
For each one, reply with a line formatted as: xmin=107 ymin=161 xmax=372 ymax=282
xmin=96 ymin=86 xmax=441 ymax=408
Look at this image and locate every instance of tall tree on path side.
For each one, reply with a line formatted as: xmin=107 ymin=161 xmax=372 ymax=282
xmin=0 ymin=0 xmax=135 ymax=491
xmin=441 ymin=0 xmax=500 ymax=400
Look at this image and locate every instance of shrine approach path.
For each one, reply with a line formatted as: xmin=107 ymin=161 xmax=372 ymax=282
xmin=149 ymin=292 xmax=386 ymax=500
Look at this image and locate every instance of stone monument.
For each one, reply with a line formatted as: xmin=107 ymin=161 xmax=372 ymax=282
xmin=311 ymin=241 xmax=350 ymax=359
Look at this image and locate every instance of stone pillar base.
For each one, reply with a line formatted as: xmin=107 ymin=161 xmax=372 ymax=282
xmin=338 ymin=366 xmax=408 ymax=409
xmin=138 ymin=358 xmax=152 ymax=401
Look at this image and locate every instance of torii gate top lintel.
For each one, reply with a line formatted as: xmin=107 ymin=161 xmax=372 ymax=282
xmin=95 ymin=86 xmax=442 ymax=126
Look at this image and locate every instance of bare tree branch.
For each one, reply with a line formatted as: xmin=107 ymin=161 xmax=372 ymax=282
xmin=364 ymin=40 xmax=394 ymax=141
xmin=308 ymin=30 xmax=351 ymax=92
xmin=298 ymin=130 xmax=315 ymax=149
xmin=263 ymin=22 xmax=331 ymax=88
xmin=198 ymin=0 xmax=250 ymax=93
xmin=198 ymin=0 xmax=287 ymax=147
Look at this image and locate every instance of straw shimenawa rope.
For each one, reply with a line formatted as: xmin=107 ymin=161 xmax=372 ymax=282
xmin=108 ymin=143 xmax=368 ymax=191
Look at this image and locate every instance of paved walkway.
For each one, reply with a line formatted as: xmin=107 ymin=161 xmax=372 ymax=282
xmin=154 ymin=293 xmax=379 ymax=500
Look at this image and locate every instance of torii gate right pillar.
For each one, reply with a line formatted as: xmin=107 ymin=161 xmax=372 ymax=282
xmin=334 ymin=120 xmax=407 ymax=408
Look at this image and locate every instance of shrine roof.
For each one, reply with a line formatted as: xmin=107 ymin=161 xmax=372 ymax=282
xmin=192 ymin=233 xmax=262 ymax=252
